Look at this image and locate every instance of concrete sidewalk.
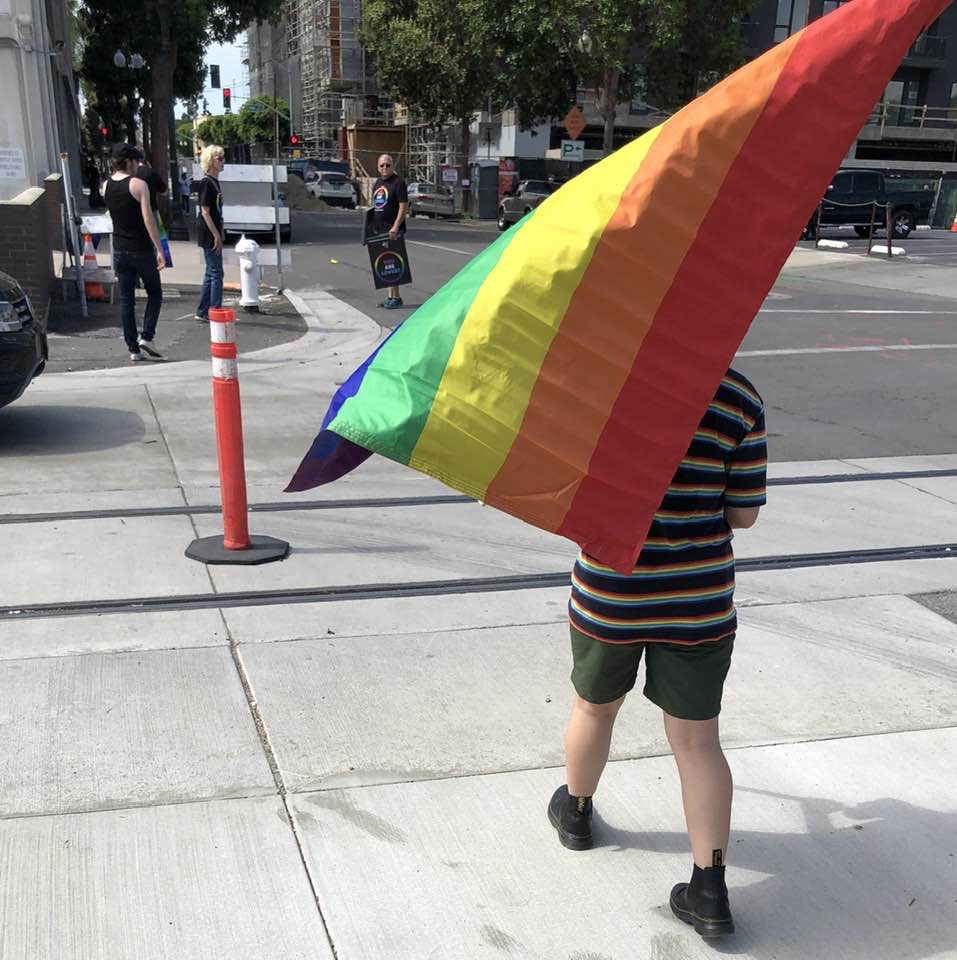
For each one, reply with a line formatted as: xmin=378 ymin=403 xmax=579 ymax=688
xmin=0 ymin=280 xmax=955 ymax=959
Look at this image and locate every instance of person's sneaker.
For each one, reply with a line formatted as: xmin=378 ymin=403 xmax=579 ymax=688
xmin=194 ymin=314 xmax=209 ymax=322
xmin=547 ymin=785 xmax=593 ymax=850
xmin=670 ymin=864 xmax=735 ymax=938
xmin=138 ymin=338 xmax=163 ymax=359
xmin=129 ymin=351 xmax=144 ymax=362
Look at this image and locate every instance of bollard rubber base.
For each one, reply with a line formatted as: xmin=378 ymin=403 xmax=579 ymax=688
xmin=241 ymin=303 xmax=260 ymax=313
xmin=185 ymin=534 xmax=290 ymax=565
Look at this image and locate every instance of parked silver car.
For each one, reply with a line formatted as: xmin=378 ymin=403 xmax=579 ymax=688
xmin=408 ymin=182 xmax=455 ymax=218
xmin=497 ymin=179 xmax=558 ymax=231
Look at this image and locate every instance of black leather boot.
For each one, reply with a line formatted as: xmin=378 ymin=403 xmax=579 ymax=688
xmin=670 ymin=863 xmax=735 ymax=938
xmin=547 ymin=785 xmax=593 ymax=850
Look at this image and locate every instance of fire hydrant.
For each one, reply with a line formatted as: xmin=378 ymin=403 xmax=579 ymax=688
xmin=234 ymin=234 xmax=261 ymax=312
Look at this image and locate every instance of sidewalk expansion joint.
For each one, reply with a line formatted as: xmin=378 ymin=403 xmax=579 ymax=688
xmin=2 ymin=542 xmax=956 ymax=621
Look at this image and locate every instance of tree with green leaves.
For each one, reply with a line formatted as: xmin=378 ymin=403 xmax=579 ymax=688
xmin=236 ymin=95 xmax=290 ymax=146
xmin=77 ymin=0 xmax=283 ymax=219
xmin=508 ymin=0 xmax=756 ymax=156
xmin=361 ymin=0 xmax=502 ymax=186
xmin=195 ymin=115 xmax=243 ymax=150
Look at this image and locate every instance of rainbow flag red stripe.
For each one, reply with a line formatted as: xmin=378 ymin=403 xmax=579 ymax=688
xmin=288 ymin=0 xmax=947 ymax=572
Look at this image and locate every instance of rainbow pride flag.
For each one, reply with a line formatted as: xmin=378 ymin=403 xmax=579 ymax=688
xmin=289 ymin=0 xmax=948 ymax=572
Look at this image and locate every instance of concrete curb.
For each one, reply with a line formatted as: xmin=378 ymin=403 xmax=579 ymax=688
xmin=28 ymin=286 xmax=383 ymax=392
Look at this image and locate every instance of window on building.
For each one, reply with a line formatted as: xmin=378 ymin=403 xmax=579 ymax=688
xmin=775 ymin=1 xmax=809 ymax=43
xmin=822 ymin=1 xmax=850 ymax=14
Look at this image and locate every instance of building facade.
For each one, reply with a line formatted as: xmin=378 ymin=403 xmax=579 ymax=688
xmin=0 ymin=0 xmax=82 ymax=316
xmin=746 ymin=0 xmax=957 ymax=162
xmin=0 ymin=0 xmax=81 ymax=202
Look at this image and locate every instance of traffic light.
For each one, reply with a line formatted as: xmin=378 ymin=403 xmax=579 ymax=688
xmin=210 ymin=64 xmax=220 ymax=89
xmin=289 ymin=133 xmax=299 ymax=146
xmin=99 ymin=126 xmax=108 ymax=138
xmin=222 ymin=87 xmax=231 ymax=112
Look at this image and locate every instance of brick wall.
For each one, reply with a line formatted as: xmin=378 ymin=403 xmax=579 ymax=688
xmin=0 ymin=187 xmax=53 ymax=321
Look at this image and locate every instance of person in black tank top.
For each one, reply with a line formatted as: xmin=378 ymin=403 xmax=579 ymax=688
xmin=103 ymin=144 xmax=166 ymax=361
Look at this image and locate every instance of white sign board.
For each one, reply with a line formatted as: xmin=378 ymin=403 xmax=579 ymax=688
xmin=560 ymin=140 xmax=585 ymax=163
xmin=0 ymin=147 xmax=26 ymax=179
xmin=441 ymin=167 xmax=458 ymax=184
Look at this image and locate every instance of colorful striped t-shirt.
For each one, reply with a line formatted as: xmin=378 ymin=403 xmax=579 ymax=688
xmin=569 ymin=369 xmax=767 ymax=645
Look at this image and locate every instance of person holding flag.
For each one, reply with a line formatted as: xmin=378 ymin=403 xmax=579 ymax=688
xmin=547 ymin=368 xmax=767 ymax=939
xmin=369 ymin=154 xmax=409 ymax=310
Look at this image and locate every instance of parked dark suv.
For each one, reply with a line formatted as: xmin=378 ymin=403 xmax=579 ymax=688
xmin=0 ymin=270 xmax=47 ymax=410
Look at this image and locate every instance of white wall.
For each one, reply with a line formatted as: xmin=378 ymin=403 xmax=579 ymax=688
xmin=0 ymin=0 xmax=64 ymax=201
xmin=469 ymin=112 xmax=552 ymax=162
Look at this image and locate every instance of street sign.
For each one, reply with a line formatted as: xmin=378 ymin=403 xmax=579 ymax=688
xmin=561 ymin=139 xmax=585 ymax=163
xmin=441 ymin=167 xmax=458 ymax=184
xmin=563 ymin=106 xmax=586 ymax=140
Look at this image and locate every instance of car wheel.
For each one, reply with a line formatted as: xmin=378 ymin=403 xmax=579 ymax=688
xmin=497 ymin=208 xmax=510 ymax=231
xmin=854 ymin=225 xmax=873 ymax=238
xmin=892 ymin=209 xmax=915 ymax=239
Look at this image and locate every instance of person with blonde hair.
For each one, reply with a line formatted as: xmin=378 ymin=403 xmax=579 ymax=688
xmin=195 ymin=144 xmax=226 ymax=321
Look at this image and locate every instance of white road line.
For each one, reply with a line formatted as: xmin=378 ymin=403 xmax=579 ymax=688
xmin=739 ymin=343 xmax=957 ymax=357
xmin=406 ymin=239 xmax=473 ymax=256
xmin=759 ymin=309 xmax=957 ymax=314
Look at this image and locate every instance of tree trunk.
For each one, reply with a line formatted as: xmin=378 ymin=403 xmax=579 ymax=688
xmin=141 ymin=101 xmax=151 ymax=157
xmin=460 ymin=115 xmax=472 ymax=217
xmin=126 ymin=85 xmax=137 ymax=143
xmin=147 ymin=0 xmax=177 ymax=227
xmin=598 ymin=67 xmax=621 ymax=156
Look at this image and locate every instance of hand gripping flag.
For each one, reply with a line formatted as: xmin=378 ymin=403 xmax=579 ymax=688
xmin=288 ymin=0 xmax=950 ymax=573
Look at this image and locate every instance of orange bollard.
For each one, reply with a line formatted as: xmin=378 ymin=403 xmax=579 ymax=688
xmin=185 ymin=307 xmax=289 ymax=565
xmin=82 ymin=234 xmax=107 ymax=301
xmin=210 ymin=307 xmax=250 ymax=549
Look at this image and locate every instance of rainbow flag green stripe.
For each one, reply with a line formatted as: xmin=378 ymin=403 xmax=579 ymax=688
xmin=335 ymin=217 xmax=531 ymax=466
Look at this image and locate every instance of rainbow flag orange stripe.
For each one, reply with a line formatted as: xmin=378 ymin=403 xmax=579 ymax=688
xmin=288 ymin=0 xmax=947 ymax=572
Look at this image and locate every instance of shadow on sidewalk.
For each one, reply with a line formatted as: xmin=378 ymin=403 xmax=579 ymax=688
xmin=0 ymin=404 xmax=146 ymax=454
xmin=595 ymin=789 xmax=957 ymax=959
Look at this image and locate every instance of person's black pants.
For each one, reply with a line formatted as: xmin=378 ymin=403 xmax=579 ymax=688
xmin=114 ymin=250 xmax=162 ymax=353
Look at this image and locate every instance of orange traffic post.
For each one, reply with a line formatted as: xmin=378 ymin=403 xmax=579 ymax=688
xmin=186 ymin=307 xmax=289 ymax=565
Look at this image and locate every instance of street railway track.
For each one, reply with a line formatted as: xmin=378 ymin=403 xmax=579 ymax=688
xmin=2 ymin=467 xmax=955 ymax=621
xmin=1 ymin=467 xmax=955 ymax=526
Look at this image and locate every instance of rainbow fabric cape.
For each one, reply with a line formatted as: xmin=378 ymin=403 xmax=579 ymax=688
xmin=288 ymin=0 xmax=948 ymax=572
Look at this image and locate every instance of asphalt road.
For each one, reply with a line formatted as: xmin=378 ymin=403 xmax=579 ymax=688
xmin=286 ymin=210 xmax=957 ymax=464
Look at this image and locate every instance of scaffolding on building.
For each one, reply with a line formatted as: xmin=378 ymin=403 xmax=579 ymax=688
xmin=284 ymin=0 xmax=383 ymax=158
xmin=405 ymin=120 xmax=452 ymax=185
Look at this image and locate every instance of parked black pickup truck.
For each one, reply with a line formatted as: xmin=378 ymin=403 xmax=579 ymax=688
xmin=805 ymin=169 xmax=935 ymax=239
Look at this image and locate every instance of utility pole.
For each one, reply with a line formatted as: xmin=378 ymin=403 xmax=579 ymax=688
xmin=272 ymin=65 xmax=284 ymax=292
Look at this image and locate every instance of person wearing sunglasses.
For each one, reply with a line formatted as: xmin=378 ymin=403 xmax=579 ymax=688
xmin=370 ymin=154 xmax=409 ymax=309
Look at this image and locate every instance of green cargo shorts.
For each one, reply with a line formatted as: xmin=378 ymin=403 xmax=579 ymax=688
xmin=569 ymin=625 xmax=734 ymax=721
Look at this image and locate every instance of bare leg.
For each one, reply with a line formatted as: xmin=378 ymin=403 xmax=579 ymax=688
xmin=564 ymin=694 xmax=625 ymax=797
xmin=664 ymin=712 xmax=732 ymax=867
